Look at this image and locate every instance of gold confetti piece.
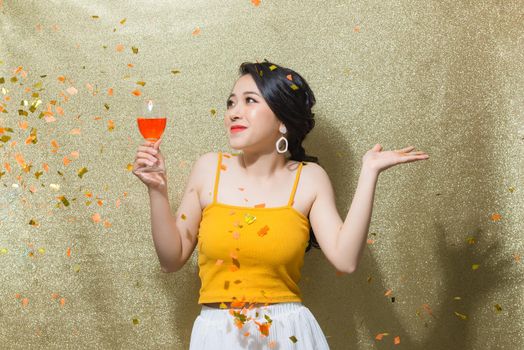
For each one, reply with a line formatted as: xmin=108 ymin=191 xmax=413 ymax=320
xmin=120 ymin=18 xmax=127 ymax=25
xmin=244 ymin=213 xmax=256 ymax=224
xmin=58 ymin=196 xmax=70 ymax=207
xmin=181 ymin=214 xmax=187 ymax=220
xmin=104 ymin=103 xmax=110 ymax=110
xmin=136 ymin=81 xmax=146 ymax=86
xmin=0 ymin=248 xmax=8 ymax=254
xmin=132 ymin=46 xmax=139 ymax=54
xmin=91 ymin=15 xmax=100 ymax=19
xmin=210 ymin=108 xmax=216 ymax=116
xmin=495 ymin=304 xmax=502 ymax=312
xmin=132 ymin=317 xmax=140 ymax=325
xmin=471 ymin=264 xmax=480 ymax=270
xmin=78 ymin=167 xmax=88 ymax=178
xmin=290 ymin=84 xmax=299 ymax=90
xmin=73 ymin=264 xmax=81 ymax=272
xmin=29 ymin=219 xmax=38 ymax=226
xmin=171 ymin=70 xmax=181 ymax=75
xmin=466 ymin=236 xmax=475 ymax=244
xmin=454 ymin=311 xmax=467 ymax=320
xmin=289 ymin=335 xmax=298 ymax=343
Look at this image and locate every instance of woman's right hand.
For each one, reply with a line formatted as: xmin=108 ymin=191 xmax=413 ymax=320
xmin=132 ymin=137 xmax=167 ymax=190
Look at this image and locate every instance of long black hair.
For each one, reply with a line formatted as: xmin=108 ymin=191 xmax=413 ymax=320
xmin=237 ymin=59 xmax=321 ymax=253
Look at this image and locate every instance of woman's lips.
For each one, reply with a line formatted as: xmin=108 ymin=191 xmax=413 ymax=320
xmin=230 ymin=127 xmax=247 ymax=133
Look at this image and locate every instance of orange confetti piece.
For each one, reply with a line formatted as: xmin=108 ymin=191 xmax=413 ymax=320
xmin=22 ymin=298 xmax=29 ymax=307
xmin=257 ymin=225 xmax=269 ymax=237
xmin=220 ymin=164 xmax=227 ymax=171
xmin=394 ymin=336 xmax=400 ymax=344
xmin=63 ymin=156 xmax=71 ymax=166
xmin=108 ymin=119 xmax=115 ymax=131
xmin=192 ymin=26 xmax=201 ymax=35
xmin=67 ymin=247 xmax=71 ymax=257
xmin=103 ymin=220 xmax=112 ymax=228
xmin=107 ymin=88 xmax=113 ymax=96
xmin=19 ymin=120 xmax=28 ymax=130
xmin=70 ymin=151 xmax=79 ymax=159
xmin=127 ymin=63 xmax=134 ymax=68
xmin=43 ymin=163 xmax=49 ymax=172
xmin=66 ymin=86 xmax=78 ymax=95
xmin=384 ymin=289 xmax=393 ymax=296
xmin=491 ymin=213 xmax=501 ymax=221
xmin=354 ymin=25 xmax=361 ymax=33
xmin=286 ymin=74 xmax=293 ymax=81
xmin=375 ymin=332 xmax=389 ymax=340
xmin=115 ymin=44 xmax=125 ymax=52
xmin=251 ymin=0 xmax=261 ymax=6
xmin=367 ymin=238 xmax=375 ymax=244
xmin=131 ymin=89 xmax=141 ymax=96
xmin=57 ymin=75 xmax=66 ymax=83
xmin=254 ymin=203 xmax=266 ymax=208
xmin=59 ymin=298 xmax=66 ymax=306
xmin=92 ymin=213 xmax=101 ymax=223
xmin=56 ymin=105 xmax=64 ymax=116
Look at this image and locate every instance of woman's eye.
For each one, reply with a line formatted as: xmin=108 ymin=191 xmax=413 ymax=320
xmin=226 ymin=97 xmax=256 ymax=108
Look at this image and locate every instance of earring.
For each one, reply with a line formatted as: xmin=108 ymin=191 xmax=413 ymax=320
xmin=276 ymin=125 xmax=288 ymax=154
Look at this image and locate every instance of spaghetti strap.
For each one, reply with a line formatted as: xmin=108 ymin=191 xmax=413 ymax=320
xmin=212 ymin=152 xmax=223 ymax=203
xmin=287 ymin=162 xmax=304 ymax=206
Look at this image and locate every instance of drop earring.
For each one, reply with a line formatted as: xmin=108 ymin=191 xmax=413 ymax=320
xmin=275 ymin=125 xmax=288 ymax=154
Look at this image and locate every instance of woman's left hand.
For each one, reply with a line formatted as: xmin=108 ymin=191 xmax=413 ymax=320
xmin=362 ymin=144 xmax=429 ymax=174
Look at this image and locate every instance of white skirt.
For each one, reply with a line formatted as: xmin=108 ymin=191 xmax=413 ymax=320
xmin=189 ymin=302 xmax=330 ymax=349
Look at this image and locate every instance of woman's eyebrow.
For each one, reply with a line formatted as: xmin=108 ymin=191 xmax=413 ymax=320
xmin=228 ymin=91 xmax=260 ymax=98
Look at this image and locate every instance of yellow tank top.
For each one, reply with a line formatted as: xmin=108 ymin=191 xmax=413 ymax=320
xmin=196 ymin=152 xmax=310 ymax=305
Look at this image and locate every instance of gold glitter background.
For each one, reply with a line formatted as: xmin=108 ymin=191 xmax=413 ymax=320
xmin=1 ymin=0 xmax=522 ymax=349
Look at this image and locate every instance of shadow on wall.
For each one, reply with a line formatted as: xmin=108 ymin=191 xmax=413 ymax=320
xmin=301 ymin=1 xmax=522 ymax=348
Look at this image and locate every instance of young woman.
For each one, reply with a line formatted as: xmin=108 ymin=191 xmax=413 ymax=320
xmin=132 ymin=60 xmax=429 ymax=349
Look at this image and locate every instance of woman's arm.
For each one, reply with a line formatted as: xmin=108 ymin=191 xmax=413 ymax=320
xmin=308 ymin=164 xmax=377 ymax=274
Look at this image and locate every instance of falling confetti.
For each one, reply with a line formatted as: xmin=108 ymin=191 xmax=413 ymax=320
xmin=192 ymin=26 xmax=201 ymax=35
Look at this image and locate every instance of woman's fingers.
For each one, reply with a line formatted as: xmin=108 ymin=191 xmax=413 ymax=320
xmin=136 ymin=151 xmax=158 ymax=162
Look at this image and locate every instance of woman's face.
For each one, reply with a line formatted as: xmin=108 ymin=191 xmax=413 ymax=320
xmin=224 ymin=74 xmax=285 ymax=153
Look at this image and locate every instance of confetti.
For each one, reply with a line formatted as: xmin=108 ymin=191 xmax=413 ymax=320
xmin=257 ymin=225 xmax=269 ymax=237
xmin=454 ymin=311 xmax=467 ymax=320
xmin=78 ymin=167 xmax=88 ymax=178
xmin=394 ymin=336 xmax=400 ymax=345
xmin=120 ymin=18 xmax=127 ymax=25
xmin=116 ymin=44 xmax=125 ymax=52
xmin=289 ymin=335 xmax=298 ymax=343
xmin=286 ymin=74 xmax=292 ymax=81
xmin=131 ymin=89 xmax=141 ymax=96
xmin=244 ymin=213 xmax=256 ymax=224
xmin=136 ymin=81 xmax=146 ymax=86
xmin=192 ymin=26 xmax=201 ymax=35
xmin=171 ymin=70 xmax=181 ymax=75
xmin=494 ymin=304 xmax=502 ymax=312
xmin=251 ymin=0 xmax=261 ymax=6
xmin=290 ymin=84 xmax=299 ymax=90
xmin=132 ymin=46 xmax=139 ymax=54
xmin=490 ymin=213 xmax=501 ymax=221
xmin=471 ymin=264 xmax=480 ymax=270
